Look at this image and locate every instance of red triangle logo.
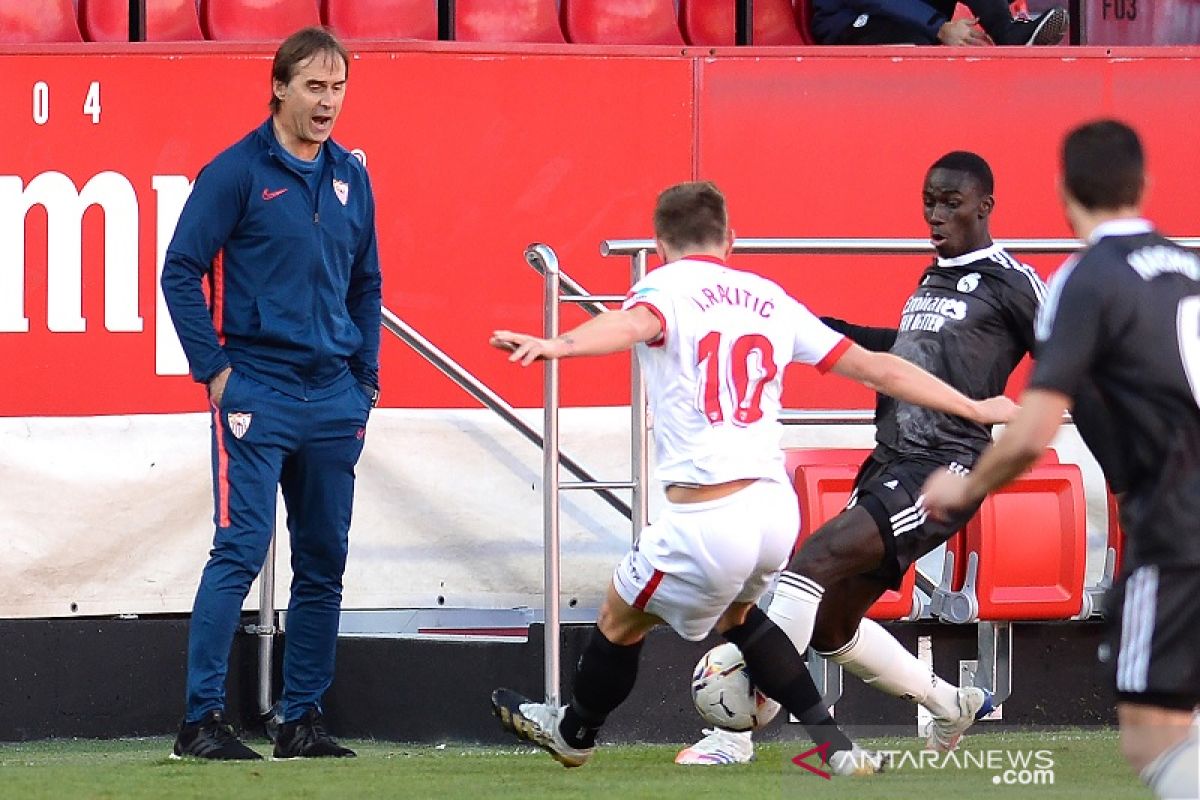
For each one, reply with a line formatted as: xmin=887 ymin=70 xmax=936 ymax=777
xmin=791 ymin=741 xmax=833 ymax=780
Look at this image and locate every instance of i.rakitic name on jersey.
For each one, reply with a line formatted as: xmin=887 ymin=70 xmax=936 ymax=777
xmin=689 ymin=284 xmax=776 ymax=317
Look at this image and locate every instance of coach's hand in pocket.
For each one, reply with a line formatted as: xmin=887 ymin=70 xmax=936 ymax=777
xmin=208 ymin=367 xmax=233 ymax=407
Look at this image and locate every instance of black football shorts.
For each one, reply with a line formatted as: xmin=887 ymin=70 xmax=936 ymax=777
xmin=1103 ymin=564 xmax=1200 ymax=709
xmin=848 ymin=453 xmax=981 ymax=589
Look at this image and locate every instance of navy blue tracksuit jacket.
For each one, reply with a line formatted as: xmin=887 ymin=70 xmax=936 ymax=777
xmin=163 ymin=118 xmax=381 ymax=397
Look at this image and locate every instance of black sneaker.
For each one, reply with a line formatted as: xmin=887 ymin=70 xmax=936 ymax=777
xmin=272 ymin=708 xmax=356 ymax=759
xmin=171 ymin=710 xmax=263 ymax=760
xmin=1003 ymin=7 xmax=1068 ymax=45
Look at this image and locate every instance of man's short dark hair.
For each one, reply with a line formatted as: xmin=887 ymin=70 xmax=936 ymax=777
xmin=1062 ymin=119 xmax=1145 ymax=211
xmin=270 ymin=27 xmax=349 ymax=113
xmin=928 ymin=151 xmax=994 ymax=195
xmin=654 ymin=181 xmax=728 ymax=251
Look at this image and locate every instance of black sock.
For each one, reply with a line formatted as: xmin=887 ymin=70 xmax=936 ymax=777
xmin=559 ymin=627 xmax=643 ymax=749
xmin=723 ymin=606 xmax=853 ymax=754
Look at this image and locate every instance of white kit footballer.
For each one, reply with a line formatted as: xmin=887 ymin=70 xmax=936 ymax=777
xmin=611 ymin=255 xmax=851 ymax=639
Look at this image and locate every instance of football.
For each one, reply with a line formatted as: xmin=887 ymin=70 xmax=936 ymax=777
xmin=690 ymin=643 xmax=781 ymax=731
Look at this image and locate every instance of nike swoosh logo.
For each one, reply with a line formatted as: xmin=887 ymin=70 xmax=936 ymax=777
xmin=262 ymin=188 xmax=288 ymax=201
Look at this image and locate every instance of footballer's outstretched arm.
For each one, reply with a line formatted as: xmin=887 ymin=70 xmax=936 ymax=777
xmin=828 ymin=343 xmax=1017 ymax=425
xmin=922 ymin=388 xmax=1072 ymax=520
xmin=820 ymin=316 xmax=898 ymax=352
xmin=491 ymin=305 xmax=663 ymax=366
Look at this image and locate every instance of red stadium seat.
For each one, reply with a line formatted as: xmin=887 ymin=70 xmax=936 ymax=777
xmin=1105 ymin=487 xmax=1124 ymax=579
xmin=782 ymin=446 xmax=869 ymax=481
xmin=1074 ymin=486 xmax=1123 ymax=620
xmin=1073 ymin=485 xmax=1124 ymax=621
xmin=201 ymin=0 xmax=320 ymax=41
xmin=0 ymin=0 xmax=82 ymax=42
xmin=680 ymin=0 xmax=804 ymax=45
xmin=322 ymin=0 xmax=437 ymax=40
xmin=788 ymin=449 xmax=919 ymax=621
xmin=456 ymin=0 xmax=564 ymax=43
xmin=930 ymin=449 xmax=1061 ymax=617
xmin=560 ymin=0 xmax=685 ymax=45
xmin=79 ymin=0 xmax=204 ymax=41
xmin=935 ymin=462 xmax=1087 ymax=622
xmin=794 ymin=0 xmax=816 ymax=44
xmin=792 ymin=463 xmax=858 ymax=542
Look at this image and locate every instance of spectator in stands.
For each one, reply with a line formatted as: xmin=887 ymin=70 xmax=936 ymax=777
xmin=678 ymin=153 xmax=1044 ymax=766
xmin=161 ymin=26 xmax=381 ymax=761
xmin=488 ymin=181 xmax=1015 ymax=773
xmin=812 ymin=0 xmax=1068 ymax=45
xmin=923 ymin=120 xmax=1200 ymax=800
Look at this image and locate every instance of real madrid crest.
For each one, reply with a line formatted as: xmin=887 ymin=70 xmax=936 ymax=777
xmin=332 ymin=178 xmax=349 ymax=206
xmin=957 ymin=272 xmax=981 ymax=293
xmin=227 ymin=412 xmax=252 ymax=439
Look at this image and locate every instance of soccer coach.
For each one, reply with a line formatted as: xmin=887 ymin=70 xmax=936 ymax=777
xmin=161 ymin=26 xmax=381 ymax=761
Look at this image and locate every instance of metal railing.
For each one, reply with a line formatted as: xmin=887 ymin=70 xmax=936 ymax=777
xmin=254 ymin=233 xmax=1200 ymax=718
xmin=527 ymin=234 xmax=1200 ymax=703
xmin=525 ymin=244 xmax=649 ymax=706
xmin=381 ymin=306 xmax=632 ymax=520
xmin=602 ymin=236 xmax=1200 ymax=256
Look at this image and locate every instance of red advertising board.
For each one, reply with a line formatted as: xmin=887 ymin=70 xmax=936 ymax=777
xmin=4 ymin=44 xmax=1200 ymax=416
xmin=1083 ymin=0 xmax=1200 ymax=44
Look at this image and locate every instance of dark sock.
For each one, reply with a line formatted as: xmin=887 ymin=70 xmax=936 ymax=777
xmin=724 ymin=606 xmax=853 ymax=753
xmin=559 ymin=627 xmax=643 ymax=749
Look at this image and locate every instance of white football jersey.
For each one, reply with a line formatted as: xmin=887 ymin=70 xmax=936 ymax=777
xmin=622 ymin=255 xmax=849 ymax=486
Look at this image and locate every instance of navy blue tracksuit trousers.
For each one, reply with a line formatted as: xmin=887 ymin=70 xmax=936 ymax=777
xmin=186 ymin=370 xmax=371 ymax=723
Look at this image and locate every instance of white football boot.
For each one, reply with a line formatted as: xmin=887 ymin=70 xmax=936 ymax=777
xmin=827 ymin=744 xmax=887 ymax=776
xmin=925 ymin=687 xmax=993 ymax=753
xmin=675 ymin=728 xmax=755 ymax=765
xmin=491 ymin=688 xmax=593 ymax=768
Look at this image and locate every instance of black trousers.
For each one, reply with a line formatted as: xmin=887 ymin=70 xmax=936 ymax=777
xmin=836 ymin=0 xmax=1017 ymax=44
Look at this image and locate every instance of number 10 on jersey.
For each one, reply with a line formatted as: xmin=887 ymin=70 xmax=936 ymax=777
xmin=696 ymin=332 xmax=777 ymax=426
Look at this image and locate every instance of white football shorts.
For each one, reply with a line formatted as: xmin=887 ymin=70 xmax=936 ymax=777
xmin=613 ymin=478 xmax=800 ymax=641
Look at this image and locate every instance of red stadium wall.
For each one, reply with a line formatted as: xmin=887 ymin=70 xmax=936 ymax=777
xmin=4 ymin=43 xmax=1200 ymax=417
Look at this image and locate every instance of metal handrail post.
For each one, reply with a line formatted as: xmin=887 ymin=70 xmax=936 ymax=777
xmin=524 ymin=260 xmax=612 ymax=318
xmin=536 ymin=244 xmax=563 ymax=707
xmin=257 ymin=535 xmax=276 ymax=717
xmin=630 ymin=249 xmax=650 ymax=540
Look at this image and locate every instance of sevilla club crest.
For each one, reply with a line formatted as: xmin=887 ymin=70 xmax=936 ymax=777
xmin=227 ymin=412 xmax=252 ymax=439
xmin=332 ymin=179 xmax=349 ymax=206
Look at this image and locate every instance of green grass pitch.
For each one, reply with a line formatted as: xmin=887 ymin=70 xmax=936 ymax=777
xmin=0 ymin=729 xmax=1149 ymax=800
